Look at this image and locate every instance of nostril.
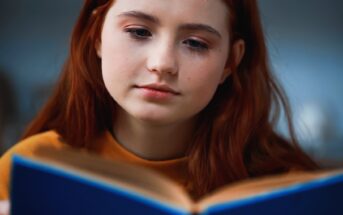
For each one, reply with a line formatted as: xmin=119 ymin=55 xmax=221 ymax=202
xmin=146 ymin=42 xmax=179 ymax=75
xmin=146 ymin=57 xmax=179 ymax=76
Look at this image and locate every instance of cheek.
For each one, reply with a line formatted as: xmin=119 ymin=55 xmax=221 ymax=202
xmin=183 ymin=50 xmax=227 ymax=110
xmin=182 ymin=56 xmax=226 ymax=92
xmin=181 ymin=60 xmax=225 ymax=108
xmin=101 ymin=42 xmax=130 ymax=97
xmin=101 ymin=36 xmax=126 ymax=71
xmin=101 ymin=35 xmax=137 ymax=84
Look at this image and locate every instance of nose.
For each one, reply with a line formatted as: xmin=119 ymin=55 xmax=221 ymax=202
xmin=146 ymin=38 xmax=178 ymax=76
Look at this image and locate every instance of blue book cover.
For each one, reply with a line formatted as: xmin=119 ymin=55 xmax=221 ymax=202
xmin=201 ymin=172 xmax=343 ymax=215
xmin=9 ymin=147 xmax=343 ymax=214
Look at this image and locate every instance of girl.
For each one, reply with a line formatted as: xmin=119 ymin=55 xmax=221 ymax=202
xmin=0 ymin=0 xmax=317 ymax=204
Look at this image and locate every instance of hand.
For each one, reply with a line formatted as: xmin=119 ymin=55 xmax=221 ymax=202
xmin=0 ymin=201 xmax=9 ymax=215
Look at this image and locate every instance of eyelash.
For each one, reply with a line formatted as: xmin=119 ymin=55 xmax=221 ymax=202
xmin=124 ymin=28 xmax=152 ymax=40
xmin=182 ymin=39 xmax=209 ymax=52
xmin=124 ymin=27 xmax=209 ymax=52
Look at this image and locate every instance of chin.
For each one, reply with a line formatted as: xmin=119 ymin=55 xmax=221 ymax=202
xmin=127 ymin=105 xmax=174 ymax=122
xmin=134 ymin=113 xmax=176 ymax=125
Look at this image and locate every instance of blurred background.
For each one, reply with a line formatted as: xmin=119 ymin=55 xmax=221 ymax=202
xmin=0 ymin=0 xmax=342 ymax=167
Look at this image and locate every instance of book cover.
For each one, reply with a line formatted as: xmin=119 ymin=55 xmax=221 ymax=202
xmin=10 ymin=155 xmax=188 ymax=215
xmin=9 ymin=147 xmax=343 ymax=214
xmin=201 ymin=173 xmax=343 ymax=215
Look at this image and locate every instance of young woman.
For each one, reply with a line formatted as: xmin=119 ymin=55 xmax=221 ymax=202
xmin=0 ymin=0 xmax=318 ymax=205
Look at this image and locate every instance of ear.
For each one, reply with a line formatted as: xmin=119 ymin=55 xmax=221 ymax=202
xmin=95 ymin=39 xmax=102 ymax=58
xmin=220 ymin=39 xmax=245 ymax=83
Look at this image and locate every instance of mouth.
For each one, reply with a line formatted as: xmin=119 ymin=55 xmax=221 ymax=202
xmin=135 ymin=84 xmax=180 ymax=95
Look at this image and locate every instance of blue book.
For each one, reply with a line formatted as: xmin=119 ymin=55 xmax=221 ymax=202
xmin=10 ymin=147 xmax=343 ymax=214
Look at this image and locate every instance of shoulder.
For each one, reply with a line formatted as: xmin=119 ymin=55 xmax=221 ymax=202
xmin=2 ymin=130 xmax=66 ymax=158
xmin=0 ymin=130 xmax=67 ymax=199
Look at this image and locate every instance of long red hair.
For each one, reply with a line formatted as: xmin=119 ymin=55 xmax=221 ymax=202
xmin=23 ymin=0 xmax=318 ymax=198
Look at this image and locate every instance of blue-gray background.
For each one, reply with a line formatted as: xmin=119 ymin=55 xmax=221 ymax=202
xmin=0 ymin=0 xmax=342 ymax=166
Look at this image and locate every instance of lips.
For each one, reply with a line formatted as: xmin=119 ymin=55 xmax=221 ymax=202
xmin=136 ymin=84 xmax=180 ymax=95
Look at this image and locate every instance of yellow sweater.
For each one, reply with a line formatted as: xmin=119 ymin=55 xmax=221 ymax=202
xmin=0 ymin=130 xmax=189 ymax=200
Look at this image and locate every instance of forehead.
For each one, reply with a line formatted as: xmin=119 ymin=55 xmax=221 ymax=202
xmin=107 ymin=0 xmax=229 ymax=30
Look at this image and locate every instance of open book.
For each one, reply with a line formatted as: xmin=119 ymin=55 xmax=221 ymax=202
xmin=10 ymin=146 xmax=343 ymax=215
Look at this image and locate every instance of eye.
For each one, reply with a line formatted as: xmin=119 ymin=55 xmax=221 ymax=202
xmin=125 ymin=28 xmax=152 ymax=40
xmin=183 ymin=39 xmax=209 ymax=52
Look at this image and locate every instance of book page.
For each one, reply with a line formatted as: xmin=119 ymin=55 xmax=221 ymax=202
xmin=195 ymin=169 xmax=343 ymax=212
xmin=28 ymin=146 xmax=193 ymax=211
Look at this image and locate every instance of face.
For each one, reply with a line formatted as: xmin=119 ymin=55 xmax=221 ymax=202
xmin=98 ymin=0 xmax=233 ymax=125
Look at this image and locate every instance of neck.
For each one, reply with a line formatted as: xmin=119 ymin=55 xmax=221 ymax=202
xmin=113 ymin=110 xmax=195 ymax=161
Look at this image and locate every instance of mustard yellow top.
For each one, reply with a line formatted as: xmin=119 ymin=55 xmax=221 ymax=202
xmin=0 ymin=130 xmax=189 ymax=200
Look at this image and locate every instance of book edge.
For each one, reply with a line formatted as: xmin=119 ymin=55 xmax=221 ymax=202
xmin=200 ymin=171 xmax=343 ymax=213
xmin=10 ymin=155 xmax=190 ymax=214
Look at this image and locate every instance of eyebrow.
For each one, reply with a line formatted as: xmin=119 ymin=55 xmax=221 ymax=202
xmin=179 ymin=24 xmax=222 ymax=38
xmin=117 ymin=10 xmax=222 ymax=38
xmin=117 ymin=11 xmax=160 ymax=25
